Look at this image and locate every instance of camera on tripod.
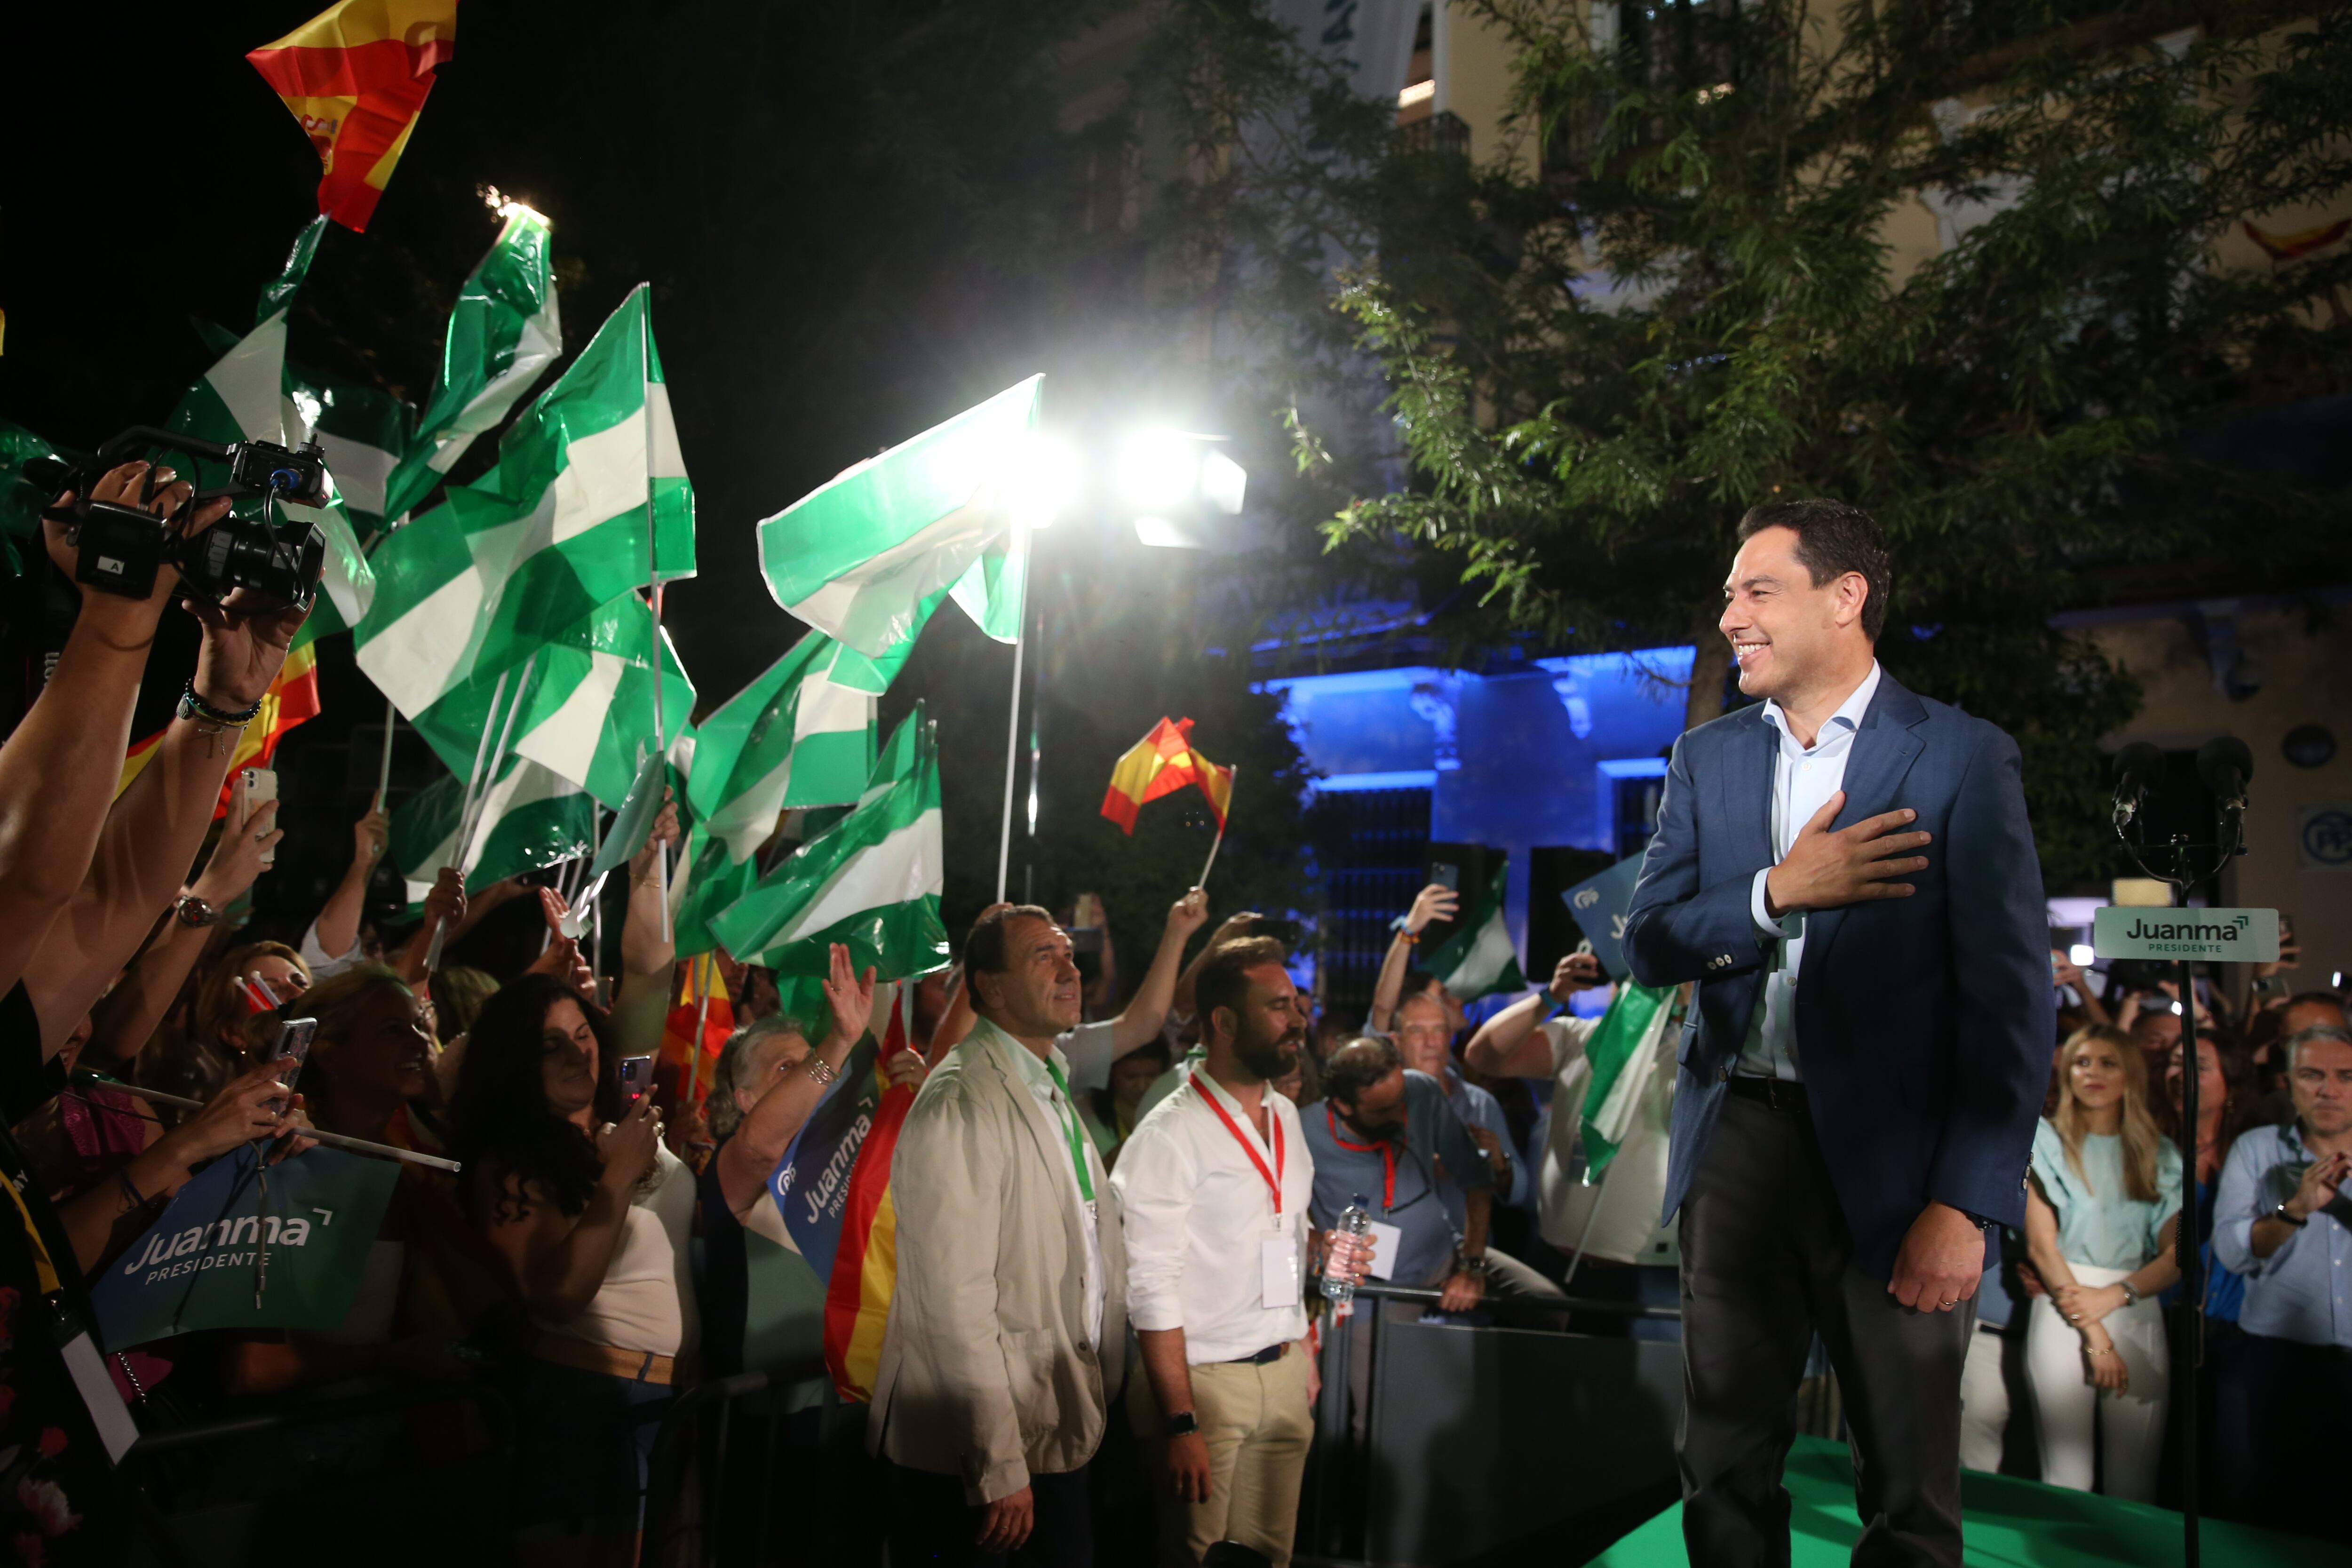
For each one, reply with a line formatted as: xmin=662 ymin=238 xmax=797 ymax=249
xmin=23 ymin=424 xmax=331 ymax=608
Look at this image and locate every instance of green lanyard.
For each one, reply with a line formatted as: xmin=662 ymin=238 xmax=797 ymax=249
xmin=1041 ymin=1059 xmax=1097 ymax=1203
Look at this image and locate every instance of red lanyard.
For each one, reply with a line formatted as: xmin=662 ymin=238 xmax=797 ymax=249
xmin=1324 ymin=1103 xmax=1398 ymax=1211
xmin=1191 ymin=1072 xmax=1286 ymax=1216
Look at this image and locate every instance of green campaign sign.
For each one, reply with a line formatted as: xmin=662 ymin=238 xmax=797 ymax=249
xmin=90 ymin=1145 xmax=399 ymax=1349
xmin=2092 ymin=905 xmax=2280 ymax=964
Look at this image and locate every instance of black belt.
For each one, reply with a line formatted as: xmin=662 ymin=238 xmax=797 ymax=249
xmin=1226 ymin=1344 xmax=1286 ymax=1366
xmin=1725 ymin=1075 xmax=1809 ymax=1114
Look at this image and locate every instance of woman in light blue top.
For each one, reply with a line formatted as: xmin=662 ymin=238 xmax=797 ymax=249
xmin=2023 ymin=1025 xmax=2182 ymax=1500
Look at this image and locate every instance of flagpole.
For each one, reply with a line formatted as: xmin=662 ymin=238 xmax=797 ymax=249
xmin=1197 ymin=765 xmax=1236 ymax=887
xmin=427 ymin=666 xmax=512 ymax=972
xmin=375 ymin=696 xmax=397 ymax=811
xmin=994 ymin=528 xmax=1029 ymax=904
xmin=432 ymin=654 xmax=538 ymax=972
xmin=639 ymin=287 xmax=673 ymax=944
xmin=589 ymin=806 xmax=607 ymax=1004
xmin=685 ymin=958 xmax=712 ymax=1107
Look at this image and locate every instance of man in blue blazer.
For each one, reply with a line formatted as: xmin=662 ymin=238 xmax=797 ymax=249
xmin=1625 ymin=500 xmax=2052 ymax=1568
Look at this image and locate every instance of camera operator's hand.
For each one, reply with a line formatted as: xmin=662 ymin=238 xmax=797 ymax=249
xmin=185 ymin=581 xmax=310 ymax=713
xmin=189 ymin=773 xmax=281 ymax=908
xmin=45 ymin=462 xmax=232 ymax=625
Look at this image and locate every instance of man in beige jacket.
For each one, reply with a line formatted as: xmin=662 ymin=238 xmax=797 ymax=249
xmin=872 ymin=903 xmax=1127 ymax=1566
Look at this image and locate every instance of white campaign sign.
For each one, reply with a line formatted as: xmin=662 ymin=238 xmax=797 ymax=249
xmin=2094 ymin=906 xmax=2280 ymax=963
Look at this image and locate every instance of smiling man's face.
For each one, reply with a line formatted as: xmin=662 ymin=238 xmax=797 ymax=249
xmin=1720 ymin=524 xmax=1860 ymax=706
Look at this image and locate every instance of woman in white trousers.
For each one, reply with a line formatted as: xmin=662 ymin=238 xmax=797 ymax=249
xmin=2023 ymin=1026 xmax=2183 ymax=1501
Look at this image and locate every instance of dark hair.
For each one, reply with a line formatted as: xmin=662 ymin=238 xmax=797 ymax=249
xmin=965 ymin=905 xmax=1055 ymax=977
xmin=1089 ymin=1039 xmax=1172 ymax=1124
xmin=448 ymin=975 xmax=622 ymax=1223
xmin=1322 ymin=1035 xmax=1401 ymax=1106
xmin=1195 ymin=937 xmax=1288 ymax=1042
xmin=1736 ymin=498 xmax=1892 ymax=642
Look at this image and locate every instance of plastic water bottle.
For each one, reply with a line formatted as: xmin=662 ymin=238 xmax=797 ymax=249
xmin=1321 ymin=1194 xmax=1372 ymax=1304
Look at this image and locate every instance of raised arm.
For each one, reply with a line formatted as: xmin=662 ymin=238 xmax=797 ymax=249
xmin=24 ymin=561 xmax=307 ymax=1050
xmin=479 ymin=1096 xmax=662 ymax=1322
xmin=1111 ymin=889 xmax=1210 ymax=1054
xmin=1366 ymin=883 xmax=1458 ymax=1033
xmin=312 ymin=806 xmax=390 ymax=966
xmin=1466 ymin=951 xmax=1606 ymax=1079
xmin=0 ymin=466 xmax=230 ymax=1001
xmin=715 ymin=945 xmax=872 ymax=1221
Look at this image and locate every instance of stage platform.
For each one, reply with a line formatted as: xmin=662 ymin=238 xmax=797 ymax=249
xmin=1589 ymin=1436 xmax=2338 ymax=1567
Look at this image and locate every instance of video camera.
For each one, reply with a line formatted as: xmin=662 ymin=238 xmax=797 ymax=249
xmin=23 ymin=424 xmax=331 ymax=608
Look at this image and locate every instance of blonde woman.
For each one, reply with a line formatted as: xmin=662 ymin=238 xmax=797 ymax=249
xmin=2023 ymin=1025 xmax=2183 ymax=1499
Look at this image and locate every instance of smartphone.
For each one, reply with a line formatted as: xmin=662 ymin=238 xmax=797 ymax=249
xmin=241 ymin=766 xmax=279 ymax=868
xmin=265 ymin=1016 xmax=318 ymax=1116
xmin=618 ymin=1053 xmax=656 ymax=1106
xmin=1431 ymin=862 xmax=1459 ymax=892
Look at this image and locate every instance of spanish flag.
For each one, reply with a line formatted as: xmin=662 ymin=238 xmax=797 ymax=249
xmin=114 ymin=644 xmax=323 ymax=814
xmin=1100 ymin=716 xmax=1234 ymax=834
xmin=659 ymin=953 xmax=736 ymax=1106
xmin=247 ymin=0 xmax=459 ymax=233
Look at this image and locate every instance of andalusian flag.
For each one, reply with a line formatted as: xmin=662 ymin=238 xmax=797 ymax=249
xmin=756 ymin=377 xmax=1040 ymax=660
xmin=247 ymin=0 xmax=458 ymax=233
xmin=709 ymin=706 xmax=948 ymax=981
xmin=389 ymin=757 xmax=596 ymax=902
xmin=1575 ymin=982 xmax=1677 ymax=1181
xmin=1425 ymin=863 xmax=1525 ymax=1002
xmin=379 ymin=202 xmax=563 ymax=525
xmin=1100 ymin=716 xmax=1234 ymax=833
xmin=769 ymin=989 xmax=917 ymax=1400
xmin=353 ymin=286 xmax=691 ymax=722
xmin=403 ymin=592 xmax=696 ymax=812
xmin=670 ymin=631 xmax=890 ymax=956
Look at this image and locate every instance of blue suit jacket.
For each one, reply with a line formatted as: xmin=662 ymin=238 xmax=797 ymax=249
xmin=1623 ymin=672 xmax=2053 ymax=1277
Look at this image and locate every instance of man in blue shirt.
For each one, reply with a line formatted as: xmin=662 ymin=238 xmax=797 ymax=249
xmin=2214 ymin=1023 xmax=2352 ymax=1545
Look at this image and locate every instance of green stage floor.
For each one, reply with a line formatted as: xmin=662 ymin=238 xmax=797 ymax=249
xmin=1589 ymin=1436 xmax=2337 ymax=1567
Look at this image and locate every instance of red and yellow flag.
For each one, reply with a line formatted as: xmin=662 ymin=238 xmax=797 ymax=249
xmin=1100 ymin=716 xmax=1234 ymax=834
xmin=115 ymin=643 xmax=322 ymax=815
xmin=660 ymin=954 xmax=736 ymax=1106
xmin=247 ymin=0 xmax=459 ymax=233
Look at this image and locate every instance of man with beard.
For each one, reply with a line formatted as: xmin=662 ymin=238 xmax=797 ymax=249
xmin=1112 ymin=937 xmax=1325 ymax=1567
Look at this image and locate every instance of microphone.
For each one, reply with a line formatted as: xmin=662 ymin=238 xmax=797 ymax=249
xmin=2111 ymin=742 xmax=2164 ymax=832
xmin=2196 ymin=735 xmax=2254 ymax=812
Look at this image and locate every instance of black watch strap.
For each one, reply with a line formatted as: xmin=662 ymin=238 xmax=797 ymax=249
xmin=1165 ymin=1410 xmax=1199 ymax=1438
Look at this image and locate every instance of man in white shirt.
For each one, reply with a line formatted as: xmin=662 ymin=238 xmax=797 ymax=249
xmin=1112 ymin=936 xmax=1322 ymax=1568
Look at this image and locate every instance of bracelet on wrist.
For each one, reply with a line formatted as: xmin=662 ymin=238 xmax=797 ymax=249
xmin=177 ymin=681 xmax=263 ymax=728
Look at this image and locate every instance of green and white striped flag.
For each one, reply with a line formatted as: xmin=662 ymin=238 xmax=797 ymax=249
xmin=708 ymin=704 xmax=948 ymax=981
xmin=282 ymin=366 xmax=413 ymax=539
xmin=165 ymin=219 xmax=375 ymax=640
xmin=404 ymin=591 xmax=696 ymax=812
xmin=669 ymin=629 xmax=897 ymax=956
xmin=755 ymin=376 xmax=1039 ymax=661
xmin=389 ymin=756 xmax=598 ymax=904
xmin=353 ymin=285 xmax=691 ymax=719
xmin=1425 ymin=863 xmax=1526 ymax=1002
xmin=1576 ymin=982 xmax=1677 ymax=1181
xmin=378 ymin=203 xmax=562 ymax=526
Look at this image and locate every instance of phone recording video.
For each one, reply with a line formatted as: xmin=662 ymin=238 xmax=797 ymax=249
xmin=618 ymin=1053 xmax=656 ymax=1106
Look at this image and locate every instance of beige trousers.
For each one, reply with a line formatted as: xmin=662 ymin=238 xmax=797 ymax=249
xmin=1129 ymin=1344 xmax=1315 ymax=1567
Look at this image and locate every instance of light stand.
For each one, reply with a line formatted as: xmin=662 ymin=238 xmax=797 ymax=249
xmin=2108 ymin=737 xmax=2251 ymax=1568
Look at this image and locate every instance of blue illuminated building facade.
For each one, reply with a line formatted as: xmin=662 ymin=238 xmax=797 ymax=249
xmin=1256 ymin=645 xmax=1696 ymax=1018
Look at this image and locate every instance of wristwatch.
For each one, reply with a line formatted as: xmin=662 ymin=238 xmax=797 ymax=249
xmin=1165 ymin=1411 xmax=1200 ymax=1438
xmin=173 ymin=893 xmax=221 ymax=930
xmin=1456 ymin=1252 xmax=1490 ymax=1278
xmin=2272 ymin=1201 xmax=2308 ymax=1228
xmin=2118 ymin=1280 xmax=2141 ymax=1308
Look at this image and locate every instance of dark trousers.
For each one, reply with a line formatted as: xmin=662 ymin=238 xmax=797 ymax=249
xmin=2245 ymin=1332 xmax=2352 ymax=1545
xmin=883 ymin=1459 xmax=1092 ymax=1568
xmin=1679 ymin=1093 xmax=1974 ymax=1568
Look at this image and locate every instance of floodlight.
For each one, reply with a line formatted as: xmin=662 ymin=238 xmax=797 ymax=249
xmin=2068 ymin=943 xmax=2094 ymax=967
xmin=1115 ymin=430 xmax=1200 ymax=512
xmin=1006 ymin=434 xmax=1082 ymax=530
xmin=1133 ymin=516 xmax=1198 ymax=549
xmin=1199 ymin=449 xmax=1248 ymax=516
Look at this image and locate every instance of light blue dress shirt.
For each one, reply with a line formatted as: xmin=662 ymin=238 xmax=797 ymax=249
xmin=1738 ymin=661 xmax=1883 ymax=1081
xmin=2213 ymin=1122 xmax=2352 ymax=1350
xmin=2028 ymin=1119 xmax=2183 ymax=1272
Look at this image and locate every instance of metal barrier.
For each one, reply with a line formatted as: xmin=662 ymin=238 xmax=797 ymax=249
xmin=117 ymin=1380 xmax=516 ymax=1568
xmin=1301 ymin=1282 xmax=1685 ymax=1568
xmin=641 ymin=1356 xmax=842 ymax=1567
